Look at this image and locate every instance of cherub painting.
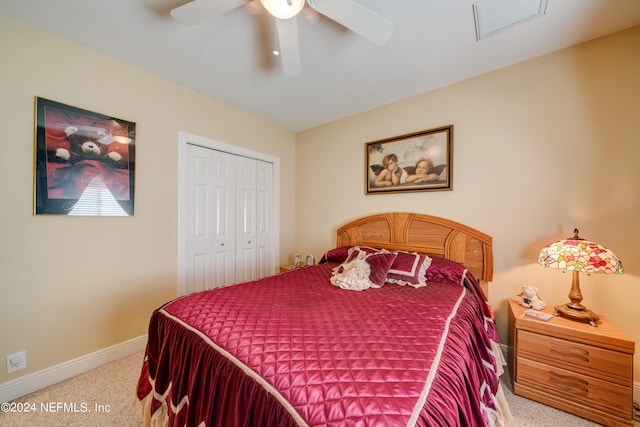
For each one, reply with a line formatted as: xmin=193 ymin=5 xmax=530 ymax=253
xmin=366 ymin=125 xmax=452 ymax=194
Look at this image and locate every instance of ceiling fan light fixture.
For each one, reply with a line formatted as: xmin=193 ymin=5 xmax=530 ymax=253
xmin=260 ymin=0 xmax=305 ymax=20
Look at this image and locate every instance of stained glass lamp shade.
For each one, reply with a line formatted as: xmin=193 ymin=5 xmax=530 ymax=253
xmin=537 ymin=229 xmax=623 ymax=326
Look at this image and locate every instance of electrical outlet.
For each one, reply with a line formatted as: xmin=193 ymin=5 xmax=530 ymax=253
xmin=6 ymin=351 xmax=26 ymax=373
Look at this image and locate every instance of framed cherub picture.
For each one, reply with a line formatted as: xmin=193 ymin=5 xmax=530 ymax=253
xmin=34 ymin=97 xmax=136 ymax=215
xmin=365 ymin=125 xmax=453 ymax=194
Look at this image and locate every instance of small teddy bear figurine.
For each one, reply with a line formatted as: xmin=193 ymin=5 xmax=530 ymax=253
xmin=518 ymin=285 xmax=546 ymax=311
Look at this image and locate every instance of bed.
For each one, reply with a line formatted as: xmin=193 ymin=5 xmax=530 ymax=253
xmin=136 ymin=212 xmax=510 ymax=426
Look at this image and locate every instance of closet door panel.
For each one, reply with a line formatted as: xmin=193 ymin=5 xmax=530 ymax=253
xmin=185 ymin=144 xmax=215 ymax=293
xmin=185 ymin=144 xmax=236 ymax=293
xmin=235 ymin=157 xmax=257 ymax=283
xmin=212 ymin=150 xmax=236 ymax=287
xmin=256 ymin=160 xmax=273 ymax=278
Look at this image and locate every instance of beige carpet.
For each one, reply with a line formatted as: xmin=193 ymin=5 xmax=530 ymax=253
xmin=1 ymin=351 xmax=637 ymax=426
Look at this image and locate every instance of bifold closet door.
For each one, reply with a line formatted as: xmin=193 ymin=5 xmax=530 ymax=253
xmin=185 ymin=144 xmax=236 ymax=293
xmin=186 ymin=144 xmax=274 ymax=293
xmin=235 ymin=157 xmax=274 ymax=282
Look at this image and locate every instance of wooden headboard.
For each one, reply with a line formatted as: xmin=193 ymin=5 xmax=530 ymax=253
xmin=336 ymin=212 xmax=493 ymax=283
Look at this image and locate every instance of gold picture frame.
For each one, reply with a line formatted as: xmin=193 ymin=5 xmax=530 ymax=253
xmin=365 ymin=125 xmax=453 ymax=194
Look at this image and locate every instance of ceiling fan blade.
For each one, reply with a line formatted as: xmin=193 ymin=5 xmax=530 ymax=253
xmin=254 ymin=5 xmax=276 ymax=70
xmin=170 ymin=0 xmax=247 ymax=25
xmin=276 ymin=17 xmax=301 ymax=78
xmin=307 ymin=0 xmax=394 ymax=46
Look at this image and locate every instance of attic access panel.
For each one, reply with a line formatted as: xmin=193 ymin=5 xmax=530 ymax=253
xmin=473 ymin=0 xmax=548 ymax=40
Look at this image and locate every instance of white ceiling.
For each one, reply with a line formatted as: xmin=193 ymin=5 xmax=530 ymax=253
xmin=1 ymin=0 xmax=639 ymax=131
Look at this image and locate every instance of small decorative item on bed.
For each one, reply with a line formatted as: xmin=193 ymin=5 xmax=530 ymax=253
xmin=136 ymin=212 xmax=510 ymax=426
xmin=34 ymin=97 xmax=136 ymax=216
xmin=366 ymin=125 xmax=453 ymax=194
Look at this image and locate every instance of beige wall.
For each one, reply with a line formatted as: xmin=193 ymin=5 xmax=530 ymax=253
xmin=295 ymin=26 xmax=640 ymax=380
xmin=0 ymin=14 xmax=296 ymax=385
xmin=1 ymin=10 xmax=638 ymax=389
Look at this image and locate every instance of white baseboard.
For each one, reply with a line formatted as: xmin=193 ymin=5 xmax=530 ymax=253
xmin=499 ymin=344 xmax=640 ymax=404
xmin=0 ymin=335 xmax=147 ymax=403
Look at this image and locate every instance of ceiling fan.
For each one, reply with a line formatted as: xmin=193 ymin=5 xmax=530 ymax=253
xmin=170 ymin=0 xmax=394 ymax=78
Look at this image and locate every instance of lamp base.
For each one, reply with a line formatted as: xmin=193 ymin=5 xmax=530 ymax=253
xmin=554 ymin=303 xmax=600 ymax=327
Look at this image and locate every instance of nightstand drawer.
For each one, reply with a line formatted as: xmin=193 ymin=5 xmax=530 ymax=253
xmin=516 ymin=357 xmax=632 ymax=420
xmin=518 ymin=329 xmax=632 ymax=385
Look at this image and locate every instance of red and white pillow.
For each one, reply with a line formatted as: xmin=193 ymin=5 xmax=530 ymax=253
xmin=385 ymin=250 xmax=432 ymax=288
xmin=320 ymin=246 xmax=354 ymax=264
xmin=327 ymin=246 xmax=432 ymax=290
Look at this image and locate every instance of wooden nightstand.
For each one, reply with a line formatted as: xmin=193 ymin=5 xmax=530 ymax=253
xmin=508 ymin=300 xmax=634 ymax=426
xmin=279 ymin=263 xmax=304 ymax=273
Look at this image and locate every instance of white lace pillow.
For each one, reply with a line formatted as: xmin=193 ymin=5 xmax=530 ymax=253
xmin=330 ymin=257 xmax=373 ymax=291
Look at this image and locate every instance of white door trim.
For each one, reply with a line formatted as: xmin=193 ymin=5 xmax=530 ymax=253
xmin=178 ymin=131 xmax=280 ymax=295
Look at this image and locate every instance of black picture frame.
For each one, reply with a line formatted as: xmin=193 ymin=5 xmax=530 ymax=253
xmin=365 ymin=125 xmax=453 ymax=194
xmin=34 ymin=97 xmax=136 ymax=215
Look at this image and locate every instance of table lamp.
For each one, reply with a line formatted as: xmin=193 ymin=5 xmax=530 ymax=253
xmin=537 ymin=229 xmax=623 ymax=326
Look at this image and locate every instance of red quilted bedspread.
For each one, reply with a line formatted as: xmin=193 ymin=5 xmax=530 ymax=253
xmin=136 ymin=262 xmax=503 ymax=426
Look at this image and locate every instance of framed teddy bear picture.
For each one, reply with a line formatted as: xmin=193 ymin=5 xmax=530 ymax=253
xmin=33 ymin=97 xmax=136 ymax=216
